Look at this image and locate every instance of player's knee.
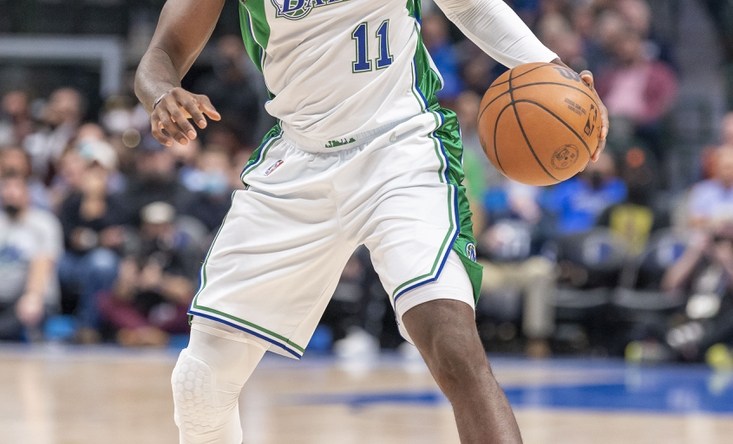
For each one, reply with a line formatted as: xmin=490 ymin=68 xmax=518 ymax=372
xmin=171 ymin=349 xmax=239 ymax=438
xmin=423 ymin=333 xmax=489 ymax=392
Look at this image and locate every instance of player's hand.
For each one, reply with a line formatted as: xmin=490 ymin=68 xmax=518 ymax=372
xmin=578 ymin=70 xmax=608 ymax=162
xmin=150 ymin=87 xmax=221 ymax=147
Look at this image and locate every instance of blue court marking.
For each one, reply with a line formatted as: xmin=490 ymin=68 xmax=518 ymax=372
xmin=503 ymin=367 xmax=733 ymax=414
xmin=289 ymin=359 xmax=733 ymax=414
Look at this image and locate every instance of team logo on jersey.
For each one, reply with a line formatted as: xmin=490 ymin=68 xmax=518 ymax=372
xmin=466 ymin=243 xmax=477 ymax=262
xmin=272 ymin=0 xmax=351 ymax=20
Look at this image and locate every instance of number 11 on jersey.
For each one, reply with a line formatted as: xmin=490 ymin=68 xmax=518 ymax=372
xmin=351 ymin=20 xmax=394 ymax=73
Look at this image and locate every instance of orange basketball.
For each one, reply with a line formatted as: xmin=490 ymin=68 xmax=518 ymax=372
xmin=477 ymin=62 xmax=602 ymax=186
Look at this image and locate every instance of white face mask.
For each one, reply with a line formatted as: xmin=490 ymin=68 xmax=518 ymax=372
xmin=102 ymin=109 xmax=133 ymax=134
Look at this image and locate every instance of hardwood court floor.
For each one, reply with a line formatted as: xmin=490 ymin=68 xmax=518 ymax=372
xmin=1 ymin=345 xmax=732 ymax=444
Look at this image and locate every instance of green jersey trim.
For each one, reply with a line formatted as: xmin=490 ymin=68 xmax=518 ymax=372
xmin=239 ymin=0 xmax=270 ymax=72
xmin=394 ymin=2 xmax=482 ymax=301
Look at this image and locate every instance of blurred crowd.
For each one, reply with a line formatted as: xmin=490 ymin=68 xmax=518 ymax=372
xmin=0 ymin=0 xmax=732 ymax=367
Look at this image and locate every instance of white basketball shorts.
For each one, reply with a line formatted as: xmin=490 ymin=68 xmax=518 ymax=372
xmin=188 ymin=111 xmax=482 ymax=358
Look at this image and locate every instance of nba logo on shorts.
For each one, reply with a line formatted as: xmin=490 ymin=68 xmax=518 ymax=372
xmin=466 ymin=243 xmax=477 ymax=262
xmin=264 ymin=160 xmax=284 ymax=176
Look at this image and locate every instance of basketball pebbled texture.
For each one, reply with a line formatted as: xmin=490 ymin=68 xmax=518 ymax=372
xmin=478 ymin=62 xmax=602 ymax=186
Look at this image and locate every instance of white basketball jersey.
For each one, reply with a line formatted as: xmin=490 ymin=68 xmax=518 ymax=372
xmin=239 ymin=0 xmax=443 ymax=145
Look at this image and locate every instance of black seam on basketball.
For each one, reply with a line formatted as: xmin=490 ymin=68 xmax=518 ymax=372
xmin=508 ymin=70 xmax=559 ymax=182
xmin=485 ymin=64 xmax=549 ymax=90
xmin=478 ymin=79 xmax=598 ymax=125
xmin=477 ymin=65 xmax=545 ymax=122
xmin=511 ymin=81 xmax=599 ymax=103
xmin=491 ymin=103 xmax=515 ymax=176
xmin=513 ymin=99 xmax=593 ymax=156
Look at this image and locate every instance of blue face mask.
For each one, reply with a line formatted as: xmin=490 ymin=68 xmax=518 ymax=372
xmin=202 ymin=172 xmax=229 ymax=196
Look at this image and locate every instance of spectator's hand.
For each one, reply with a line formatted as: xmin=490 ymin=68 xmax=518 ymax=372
xmin=161 ymin=274 xmax=194 ymax=305
xmin=150 ymin=87 xmax=221 ymax=147
xmin=16 ymin=293 xmax=44 ymax=327
xmin=115 ymin=258 xmax=140 ymax=301
xmin=578 ymin=70 xmax=608 ymax=162
xmin=140 ymin=261 xmax=164 ymax=290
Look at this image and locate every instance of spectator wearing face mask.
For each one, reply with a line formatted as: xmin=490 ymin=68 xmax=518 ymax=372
xmin=180 ymin=147 xmax=234 ymax=234
xmin=119 ymin=134 xmax=194 ymax=228
xmin=0 ymin=146 xmax=51 ymax=210
xmin=98 ymin=201 xmax=204 ymax=346
xmin=0 ymin=173 xmax=63 ymax=341
xmin=56 ymin=138 xmax=126 ymax=343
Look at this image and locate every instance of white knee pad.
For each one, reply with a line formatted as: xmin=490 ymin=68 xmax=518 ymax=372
xmin=172 ymin=318 xmax=268 ymax=444
xmin=172 ymin=349 xmax=223 ymax=438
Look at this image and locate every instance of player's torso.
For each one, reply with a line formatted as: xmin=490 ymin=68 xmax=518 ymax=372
xmin=240 ymin=0 xmax=441 ymax=142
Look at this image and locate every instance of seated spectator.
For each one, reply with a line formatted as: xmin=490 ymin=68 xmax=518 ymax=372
xmin=0 ymin=173 xmax=63 ymax=341
xmin=540 ymin=152 xmax=627 ymax=236
xmin=98 ymin=202 xmax=203 ymax=346
xmin=658 ymin=145 xmax=733 ymax=362
xmin=477 ymin=218 xmax=557 ymax=358
xmin=0 ymin=90 xmax=33 ymax=146
xmin=181 ymin=146 xmax=235 ymax=234
xmin=120 ymin=134 xmax=194 ymax=227
xmin=595 ymin=27 xmax=678 ymax=158
xmin=56 ymin=146 xmax=126 ymax=343
xmin=597 ymin=147 xmax=670 ymax=254
xmin=24 ymin=87 xmax=86 ymax=180
xmin=0 ymin=146 xmax=51 ymax=210
xmin=684 ymin=145 xmax=733 ymax=230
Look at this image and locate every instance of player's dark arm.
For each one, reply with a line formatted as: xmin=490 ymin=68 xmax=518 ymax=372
xmin=135 ymin=0 xmax=225 ymax=146
xmin=432 ymin=0 xmax=608 ymax=158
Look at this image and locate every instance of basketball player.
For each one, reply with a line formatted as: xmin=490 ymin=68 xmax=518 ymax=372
xmin=135 ymin=0 xmax=608 ymax=442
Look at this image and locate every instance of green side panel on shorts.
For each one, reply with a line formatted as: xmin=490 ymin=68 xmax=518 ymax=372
xmin=435 ymin=109 xmax=483 ymax=303
xmin=239 ymin=0 xmax=269 ymax=72
xmin=405 ymin=6 xmax=483 ymax=302
xmin=241 ymin=123 xmax=283 ymax=180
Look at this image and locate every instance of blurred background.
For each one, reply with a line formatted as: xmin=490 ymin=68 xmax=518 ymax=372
xmin=1 ymin=0 xmax=733 ymax=371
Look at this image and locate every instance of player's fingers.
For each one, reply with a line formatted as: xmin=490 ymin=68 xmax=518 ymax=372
xmin=579 ymin=70 xmax=609 ymax=162
xmin=181 ymin=98 xmax=207 ymax=131
xmin=592 ymin=98 xmax=610 ymax=161
xmin=150 ymin=114 xmax=173 ymax=146
xmin=196 ymin=94 xmax=222 ymax=122
xmin=164 ymin=102 xmax=197 ymax=144
xmin=158 ymin=108 xmax=189 ymax=146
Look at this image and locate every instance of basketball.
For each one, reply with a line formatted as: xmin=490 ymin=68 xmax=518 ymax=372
xmin=477 ymin=62 xmax=602 ymax=186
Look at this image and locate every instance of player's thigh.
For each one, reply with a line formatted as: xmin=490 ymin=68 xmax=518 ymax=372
xmin=190 ymin=187 xmax=354 ymax=358
xmin=390 ymin=251 xmax=477 ymax=345
xmin=360 ymin=130 xmax=466 ymax=305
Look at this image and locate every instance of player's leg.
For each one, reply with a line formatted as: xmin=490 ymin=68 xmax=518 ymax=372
xmin=173 ymin=133 xmax=357 ymax=443
xmin=172 ymin=319 xmax=267 ymax=444
xmin=354 ymin=113 xmax=521 ymax=442
xmin=399 ymin=253 xmax=522 ymax=444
